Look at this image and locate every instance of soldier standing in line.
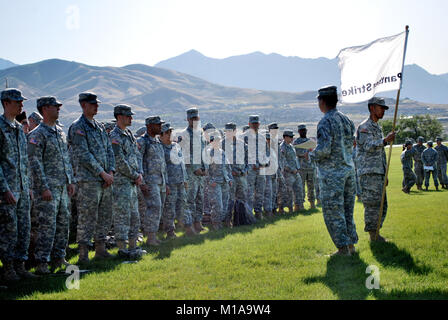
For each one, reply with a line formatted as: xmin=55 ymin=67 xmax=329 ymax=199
xmin=310 ymin=86 xmax=358 ymax=256
xmin=280 ymin=130 xmax=304 ymax=213
xmin=421 ymin=141 xmax=439 ymax=191
xmin=0 ymin=88 xmax=36 ymax=281
xmin=138 ymin=116 xmax=169 ymax=246
xmin=267 ymin=123 xmax=284 ymax=215
xmin=263 ymin=131 xmax=275 ymax=218
xmin=160 ymin=123 xmax=196 ymax=237
xmin=68 ymin=92 xmax=116 ymax=263
xmin=412 ymin=137 xmax=426 ymax=190
xmin=177 ymin=108 xmax=208 ymax=233
xmin=356 ymin=97 xmax=396 ymax=243
xmin=28 ymin=97 xmax=75 ymax=274
xmin=202 ymin=122 xmax=216 ymax=225
xmin=242 ymin=115 xmax=268 ymax=220
xmin=401 ymin=140 xmax=417 ymax=194
xmin=134 ymin=126 xmax=148 ymax=235
xmin=110 ymin=105 xmax=145 ymax=259
xmin=28 ymin=111 xmax=43 ymax=132
xmin=293 ymin=124 xmax=316 ymax=209
xmin=435 ymin=137 xmax=448 ymax=189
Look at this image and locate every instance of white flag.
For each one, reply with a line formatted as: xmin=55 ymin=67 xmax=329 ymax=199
xmin=337 ymin=31 xmax=408 ymax=103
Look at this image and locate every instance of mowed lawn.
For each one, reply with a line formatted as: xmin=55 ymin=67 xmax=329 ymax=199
xmin=1 ymin=146 xmax=447 ymax=300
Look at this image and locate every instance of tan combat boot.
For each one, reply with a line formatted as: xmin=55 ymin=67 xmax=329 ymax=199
xmin=116 ymin=240 xmax=129 ymax=258
xmin=35 ymin=262 xmax=51 ymax=275
xmin=330 ymin=246 xmax=351 ymax=257
xmin=369 ymin=231 xmax=387 ymax=242
xmin=78 ymin=244 xmax=89 ymax=264
xmin=193 ymin=221 xmax=205 ymax=233
xmin=94 ymin=241 xmax=111 ymax=259
xmin=224 ymin=219 xmax=233 ymax=228
xmin=210 ymin=221 xmax=222 ymax=231
xmin=2 ymin=261 xmax=20 ymax=282
xmin=185 ymin=225 xmax=197 ymax=237
xmin=14 ymin=261 xmax=38 ymax=279
xmin=146 ymin=232 xmax=161 ymax=246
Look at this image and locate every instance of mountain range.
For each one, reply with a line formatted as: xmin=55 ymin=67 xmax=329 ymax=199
xmin=155 ymin=50 xmax=448 ymax=104
xmin=0 ymin=58 xmax=17 ymax=71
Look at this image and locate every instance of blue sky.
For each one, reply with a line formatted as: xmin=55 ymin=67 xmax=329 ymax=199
xmin=1 ymin=0 xmax=448 ymax=74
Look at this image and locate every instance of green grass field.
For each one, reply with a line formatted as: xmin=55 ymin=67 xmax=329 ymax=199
xmin=1 ymin=146 xmax=447 ymax=300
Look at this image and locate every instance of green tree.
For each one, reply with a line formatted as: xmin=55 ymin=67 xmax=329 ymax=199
xmin=380 ymin=114 xmax=445 ymax=144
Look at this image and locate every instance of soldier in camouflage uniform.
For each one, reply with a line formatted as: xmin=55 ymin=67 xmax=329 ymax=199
xmin=412 ymin=137 xmax=426 ymax=190
xmin=421 ymin=141 xmax=439 ymax=191
xmin=160 ymin=123 xmax=196 ymax=238
xmin=310 ymin=86 xmax=358 ymax=256
xmin=28 ymin=97 xmax=75 ymax=274
xmin=222 ymin=123 xmax=249 ymax=226
xmin=267 ymin=123 xmax=284 ymax=215
xmin=356 ymin=97 xmax=396 ymax=243
xmin=263 ymin=131 xmax=275 ymax=218
xmin=68 ymin=92 xmax=116 ymax=263
xmin=134 ymin=126 xmax=148 ymax=234
xmin=435 ymin=137 xmax=448 ymax=189
xmin=401 ymin=140 xmax=417 ymax=194
xmin=0 ymin=89 xmax=36 ymax=281
xmin=205 ymin=131 xmax=233 ymax=230
xmin=138 ymin=116 xmax=168 ymax=246
xmin=280 ymin=130 xmax=304 ymax=213
xmin=293 ymin=124 xmax=316 ymax=209
xmin=202 ymin=123 xmax=216 ymax=224
xmin=28 ymin=111 xmax=43 ymax=132
xmin=242 ymin=115 xmax=268 ymax=220
xmin=177 ymin=108 xmax=208 ymax=233
xmin=110 ymin=105 xmax=145 ymax=259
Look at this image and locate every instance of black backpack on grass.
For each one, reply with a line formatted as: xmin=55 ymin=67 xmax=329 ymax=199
xmin=232 ymin=200 xmax=256 ymax=226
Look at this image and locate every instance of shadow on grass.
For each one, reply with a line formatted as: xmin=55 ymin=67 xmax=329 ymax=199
xmin=303 ymin=253 xmax=448 ymax=300
xmin=369 ymin=241 xmax=432 ymax=275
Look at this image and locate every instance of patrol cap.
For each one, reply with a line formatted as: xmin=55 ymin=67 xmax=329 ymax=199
xmin=417 ymin=136 xmax=425 ymax=143
xmin=161 ymin=123 xmax=174 ymax=133
xmin=297 ymin=124 xmax=307 ymax=131
xmin=186 ymin=107 xmax=199 ymax=119
xmin=114 ymin=104 xmax=135 ymax=117
xmin=103 ymin=121 xmax=116 ymax=131
xmin=268 ymin=122 xmax=279 ymax=130
xmin=28 ymin=111 xmax=43 ymax=123
xmin=242 ymin=125 xmax=250 ymax=132
xmin=203 ymin=122 xmax=215 ymax=131
xmin=209 ymin=130 xmax=221 ymax=142
xmin=368 ymin=97 xmax=389 ymax=110
xmin=404 ymin=140 xmax=413 ymax=146
xmin=317 ymin=86 xmax=338 ymax=99
xmin=37 ymin=96 xmax=62 ymax=109
xmin=135 ymin=126 xmax=147 ymax=137
xmin=249 ymin=115 xmax=260 ymax=124
xmin=1 ymin=88 xmax=27 ymax=101
xmin=225 ymin=122 xmax=236 ymax=130
xmin=283 ymin=129 xmax=294 ymax=137
xmin=427 ymin=141 xmax=433 ymax=147
xmin=79 ymin=92 xmax=101 ymax=104
xmin=436 ymin=137 xmax=443 ymax=142
xmin=145 ymin=116 xmax=165 ymax=125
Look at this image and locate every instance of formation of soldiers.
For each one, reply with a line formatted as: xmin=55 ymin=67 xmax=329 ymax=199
xmin=1 ymin=85 xmax=446 ymax=282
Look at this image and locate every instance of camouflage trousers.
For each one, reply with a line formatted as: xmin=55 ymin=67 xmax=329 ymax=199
xmin=209 ymin=181 xmax=230 ymax=223
xmin=247 ymin=169 xmax=266 ymax=214
xmin=0 ymin=189 xmax=30 ymax=262
xmin=319 ymin=170 xmax=358 ymax=248
xmin=137 ymin=187 xmax=147 ymax=233
xmin=113 ymin=182 xmax=140 ymax=241
xmin=263 ymin=175 xmax=275 ymax=212
xmin=227 ymin=174 xmax=248 ymax=217
xmin=314 ymin=167 xmax=320 ymax=201
xmin=33 ymin=186 xmax=70 ymax=262
xmin=414 ymin=161 xmax=424 ymax=187
xmin=76 ymin=181 xmax=113 ymax=245
xmin=203 ymin=176 xmax=211 ymax=215
xmin=299 ymin=169 xmax=315 ymax=203
xmin=143 ymin=184 xmax=166 ymax=233
xmin=185 ymin=169 xmax=204 ymax=223
xmin=402 ymin=167 xmax=417 ymax=190
xmin=424 ymin=168 xmax=439 ymax=187
xmin=281 ymin=171 xmax=304 ymax=208
xmin=359 ymin=173 xmax=387 ymax=232
xmin=437 ymin=163 xmax=448 ymax=185
xmin=354 ymin=167 xmax=362 ymax=197
xmin=163 ymin=183 xmax=188 ymax=231
xmin=271 ymin=174 xmax=279 ymax=211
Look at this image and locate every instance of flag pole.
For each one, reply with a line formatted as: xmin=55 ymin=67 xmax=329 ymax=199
xmin=375 ymin=25 xmax=410 ymax=240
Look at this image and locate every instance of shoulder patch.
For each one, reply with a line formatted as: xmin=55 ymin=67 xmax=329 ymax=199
xmin=76 ymin=129 xmax=86 ymax=136
xmin=29 ymin=137 xmax=39 ymax=145
xmin=111 ymin=138 xmax=120 ymax=145
xmin=360 ymin=128 xmax=369 ymax=133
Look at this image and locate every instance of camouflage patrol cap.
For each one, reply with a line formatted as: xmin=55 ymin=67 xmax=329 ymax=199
xmin=368 ymin=97 xmax=389 ymax=110
xmin=186 ymin=107 xmax=199 ymax=119
xmin=427 ymin=141 xmax=433 ymax=147
xmin=249 ymin=115 xmax=260 ymax=124
xmin=135 ymin=126 xmax=147 ymax=137
xmin=225 ymin=122 xmax=236 ymax=130
xmin=268 ymin=122 xmax=279 ymax=130
xmin=317 ymin=86 xmax=338 ymax=98
xmin=417 ymin=136 xmax=425 ymax=143
xmin=297 ymin=124 xmax=307 ymax=131
xmin=1 ymin=88 xmax=27 ymax=101
xmin=28 ymin=111 xmax=43 ymax=123
xmin=103 ymin=121 xmax=116 ymax=131
xmin=37 ymin=96 xmax=62 ymax=108
xmin=145 ymin=116 xmax=165 ymax=125
xmin=203 ymin=122 xmax=215 ymax=131
xmin=161 ymin=123 xmax=174 ymax=133
xmin=405 ymin=140 xmax=413 ymax=146
xmin=114 ymin=104 xmax=135 ymax=117
xmin=436 ymin=137 xmax=443 ymax=142
xmin=79 ymin=92 xmax=101 ymax=104
xmin=283 ymin=129 xmax=294 ymax=137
